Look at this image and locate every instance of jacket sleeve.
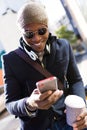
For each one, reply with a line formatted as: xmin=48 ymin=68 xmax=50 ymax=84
xmin=2 ymin=55 xmax=33 ymax=117
xmin=67 ymin=43 xmax=86 ymax=102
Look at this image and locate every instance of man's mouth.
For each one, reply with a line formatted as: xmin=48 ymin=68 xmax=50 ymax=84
xmin=32 ymin=42 xmax=42 ymax=47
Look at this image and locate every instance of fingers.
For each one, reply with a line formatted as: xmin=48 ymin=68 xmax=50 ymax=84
xmin=29 ymin=89 xmax=63 ymax=110
xmin=78 ymin=107 xmax=87 ymax=120
xmin=73 ymin=109 xmax=87 ymax=130
xmin=37 ymin=89 xmax=63 ymax=101
xmin=36 ymin=89 xmax=63 ymax=110
xmin=73 ymin=117 xmax=84 ymax=128
xmin=38 ymin=90 xmax=53 ymax=101
xmin=73 ymin=120 xmax=87 ymax=130
xmin=47 ymin=90 xmax=63 ymax=103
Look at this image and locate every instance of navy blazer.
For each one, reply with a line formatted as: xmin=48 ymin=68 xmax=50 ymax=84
xmin=2 ymin=37 xmax=86 ymax=130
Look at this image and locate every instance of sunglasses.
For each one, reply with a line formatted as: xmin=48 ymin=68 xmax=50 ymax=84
xmin=23 ymin=27 xmax=48 ymax=39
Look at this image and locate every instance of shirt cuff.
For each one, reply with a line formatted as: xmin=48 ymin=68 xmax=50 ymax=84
xmin=24 ymin=101 xmax=37 ymax=117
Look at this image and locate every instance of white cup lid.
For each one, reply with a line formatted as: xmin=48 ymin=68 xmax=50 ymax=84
xmin=64 ymin=95 xmax=85 ymax=108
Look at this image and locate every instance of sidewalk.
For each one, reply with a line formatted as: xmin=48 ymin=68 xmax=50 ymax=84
xmin=0 ymin=113 xmax=19 ymax=130
xmin=0 ymin=93 xmax=6 ymax=114
xmin=0 ymin=91 xmax=19 ymax=130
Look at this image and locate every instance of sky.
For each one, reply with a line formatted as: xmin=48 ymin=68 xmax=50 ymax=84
xmin=0 ymin=0 xmax=66 ymax=25
xmin=40 ymin=0 xmax=65 ymax=25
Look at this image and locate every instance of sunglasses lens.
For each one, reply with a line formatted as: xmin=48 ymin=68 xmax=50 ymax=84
xmin=24 ymin=28 xmax=47 ymax=39
xmin=24 ymin=32 xmax=34 ymax=39
xmin=38 ymin=28 xmax=47 ymax=35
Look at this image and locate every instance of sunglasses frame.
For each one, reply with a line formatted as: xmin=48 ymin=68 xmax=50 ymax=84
xmin=23 ymin=27 xmax=48 ymax=39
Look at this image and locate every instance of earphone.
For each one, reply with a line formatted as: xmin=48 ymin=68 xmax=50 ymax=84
xmin=23 ymin=36 xmax=38 ymax=61
xmin=24 ymin=47 xmax=38 ymax=61
xmin=28 ymin=50 xmax=38 ymax=61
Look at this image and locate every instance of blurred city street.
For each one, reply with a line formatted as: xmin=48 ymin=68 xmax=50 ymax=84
xmin=76 ymin=51 xmax=87 ymax=87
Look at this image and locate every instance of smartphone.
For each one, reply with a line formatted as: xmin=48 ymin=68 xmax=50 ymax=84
xmin=36 ymin=76 xmax=58 ymax=93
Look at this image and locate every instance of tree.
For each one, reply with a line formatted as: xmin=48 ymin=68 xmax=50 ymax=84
xmin=55 ymin=25 xmax=78 ymax=45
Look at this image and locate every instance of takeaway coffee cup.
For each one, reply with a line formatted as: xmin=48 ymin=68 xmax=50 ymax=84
xmin=64 ymin=95 xmax=85 ymax=126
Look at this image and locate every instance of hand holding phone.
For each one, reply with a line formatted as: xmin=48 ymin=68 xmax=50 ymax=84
xmin=36 ymin=76 xmax=58 ymax=93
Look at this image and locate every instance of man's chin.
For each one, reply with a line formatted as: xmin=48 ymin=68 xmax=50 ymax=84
xmin=33 ymin=47 xmax=45 ymax=53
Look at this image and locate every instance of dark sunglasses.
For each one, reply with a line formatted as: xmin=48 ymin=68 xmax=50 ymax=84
xmin=23 ymin=27 xmax=48 ymax=39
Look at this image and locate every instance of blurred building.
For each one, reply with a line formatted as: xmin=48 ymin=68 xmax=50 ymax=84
xmin=0 ymin=41 xmax=5 ymax=86
xmin=61 ymin=0 xmax=87 ymax=44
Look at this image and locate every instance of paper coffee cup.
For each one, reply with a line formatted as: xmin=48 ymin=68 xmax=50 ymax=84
xmin=64 ymin=95 xmax=85 ymax=126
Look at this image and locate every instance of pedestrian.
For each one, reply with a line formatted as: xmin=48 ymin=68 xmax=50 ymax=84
xmin=2 ymin=2 xmax=87 ymax=130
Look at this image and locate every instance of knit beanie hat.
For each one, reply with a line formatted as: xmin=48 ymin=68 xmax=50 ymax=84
xmin=17 ymin=2 xmax=48 ymax=30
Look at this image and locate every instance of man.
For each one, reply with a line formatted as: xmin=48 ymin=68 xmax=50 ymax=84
xmin=2 ymin=2 xmax=87 ymax=130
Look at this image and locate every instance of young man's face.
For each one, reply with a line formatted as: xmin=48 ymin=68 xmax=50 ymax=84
xmin=23 ymin=23 xmax=49 ymax=52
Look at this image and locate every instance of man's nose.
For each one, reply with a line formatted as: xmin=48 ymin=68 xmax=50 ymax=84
xmin=32 ymin=33 xmax=41 ymax=42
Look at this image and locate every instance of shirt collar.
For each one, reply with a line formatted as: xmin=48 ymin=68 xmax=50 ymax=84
xmin=20 ymin=37 xmax=50 ymax=59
